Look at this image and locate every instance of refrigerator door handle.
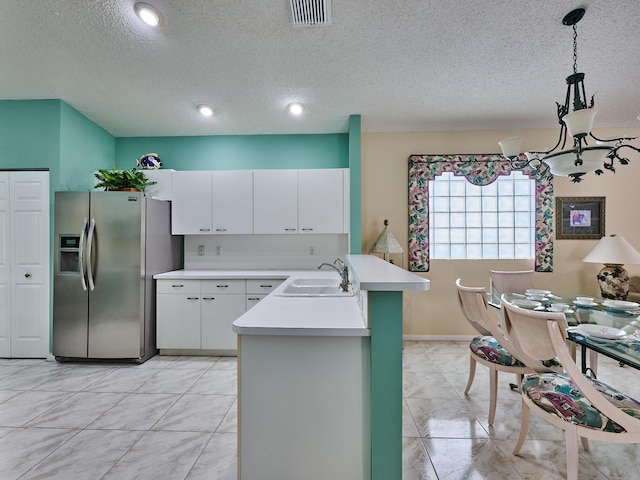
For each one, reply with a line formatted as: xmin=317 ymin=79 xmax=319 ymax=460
xmin=79 ymin=217 xmax=88 ymax=291
xmin=86 ymin=217 xmax=96 ymax=291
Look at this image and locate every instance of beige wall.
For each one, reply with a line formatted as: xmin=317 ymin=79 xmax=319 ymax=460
xmin=361 ymin=128 xmax=640 ymax=337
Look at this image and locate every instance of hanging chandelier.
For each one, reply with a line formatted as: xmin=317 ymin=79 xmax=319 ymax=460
xmin=499 ymin=8 xmax=640 ymax=183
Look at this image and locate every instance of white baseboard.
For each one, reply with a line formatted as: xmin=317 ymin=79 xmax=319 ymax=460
xmin=403 ymin=334 xmax=474 ymax=342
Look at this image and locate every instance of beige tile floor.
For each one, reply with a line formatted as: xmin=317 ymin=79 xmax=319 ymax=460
xmin=0 ymin=341 xmax=637 ymax=479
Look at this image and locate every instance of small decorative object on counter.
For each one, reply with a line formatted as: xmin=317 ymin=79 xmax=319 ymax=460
xmin=136 ymin=153 xmax=162 ymax=170
xmin=94 ymin=167 xmax=156 ymax=192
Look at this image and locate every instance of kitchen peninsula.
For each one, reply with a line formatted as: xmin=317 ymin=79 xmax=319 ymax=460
xmin=233 ymin=254 xmax=429 ymax=480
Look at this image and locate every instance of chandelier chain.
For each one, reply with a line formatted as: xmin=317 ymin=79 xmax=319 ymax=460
xmin=572 ymin=24 xmax=578 ymax=75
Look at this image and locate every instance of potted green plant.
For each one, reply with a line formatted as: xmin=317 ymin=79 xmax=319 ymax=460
xmin=94 ymin=167 xmax=156 ymax=192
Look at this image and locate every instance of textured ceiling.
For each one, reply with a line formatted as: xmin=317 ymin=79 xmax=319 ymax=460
xmin=2 ymin=0 xmax=640 ymax=137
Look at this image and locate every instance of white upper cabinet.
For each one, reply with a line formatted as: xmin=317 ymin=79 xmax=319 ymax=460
xmin=172 ymin=168 xmax=348 ymax=236
xmin=171 ymin=171 xmax=213 ymax=234
xmin=253 ymin=170 xmax=298 ymax=234
xmin=212 ymin=170 xmax=253 ymax=234
xmin=298 ymin=169 xmax=345 ymax=234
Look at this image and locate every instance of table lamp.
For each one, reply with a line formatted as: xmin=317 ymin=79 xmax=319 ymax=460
xmin=371 ymin=219 xmax=404 ymax=265
xmin=582 ymin=234 xmax=640 ymax=300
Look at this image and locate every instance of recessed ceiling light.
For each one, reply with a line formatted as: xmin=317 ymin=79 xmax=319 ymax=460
xmin=197 ymin=104 xmax=215 ymax=117
xmin=134 ymin=2 xmax=164 ymax=27
xmin=287 ymin=102 xmax=304 ymax=116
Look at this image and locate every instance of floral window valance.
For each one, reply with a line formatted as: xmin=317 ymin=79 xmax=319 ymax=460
xmin=408 ymin=154 xmax=554 ymax=273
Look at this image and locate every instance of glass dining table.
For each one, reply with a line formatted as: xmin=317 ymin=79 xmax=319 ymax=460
xmin=489 ymin=293 xmax=640 ymax=372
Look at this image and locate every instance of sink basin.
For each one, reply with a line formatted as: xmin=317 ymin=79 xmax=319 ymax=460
xmin=277 ymin=277 xmax=352 ymax=297
xmin=290 ymin=277 xmax=340 ymax=288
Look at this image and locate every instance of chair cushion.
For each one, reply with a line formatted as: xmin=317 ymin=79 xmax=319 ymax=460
xmin=469 ymin=335 xmax=525 ymax=367
xmin=522 ymin=372 xmax=640 ymax=433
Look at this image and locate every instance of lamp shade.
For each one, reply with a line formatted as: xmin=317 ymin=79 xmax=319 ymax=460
xmin=582 ymin=235 xmax=640 ymax=265
xmin=371 ymin=220 xmax=403 ymax=254
xmin=563 ymin=108 xmax=598 ymax=138
xmin=498 ymin=136 xmax=523 ymax=159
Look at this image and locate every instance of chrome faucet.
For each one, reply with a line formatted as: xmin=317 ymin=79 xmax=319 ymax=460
xmin=318 ymin=258 xmax=350 ymax=292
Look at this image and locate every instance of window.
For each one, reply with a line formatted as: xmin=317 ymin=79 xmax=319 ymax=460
xmin=429 ymin=171 xmax=535 ymax=260
xmin=408 ymin=154 xmax=554 ymax=272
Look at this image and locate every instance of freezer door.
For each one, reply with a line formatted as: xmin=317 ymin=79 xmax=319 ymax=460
xmin=88 ymin=192 xmax=144 ymax=358
xmin=53 ymin=192 xmax=90 ymax=358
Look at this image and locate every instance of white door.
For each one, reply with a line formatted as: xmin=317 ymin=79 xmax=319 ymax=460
xmin=0 ymin=173 xmax=10 ymax=356
xmin=171 ymin=171 xmax=213 ymax=234
xmin=6 ymin=171 xmax=50 ymax=357
xmin=253 ymin=170 xmax=298 ymax=234
xmin=298 ymin=169 xmax=345 ymax=234
xmin=212 ymin=170 xmax=253 ymax=234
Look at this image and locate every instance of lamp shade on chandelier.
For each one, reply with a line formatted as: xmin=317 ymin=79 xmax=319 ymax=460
xmin=499 ymin=8 xmax=640 ymax=182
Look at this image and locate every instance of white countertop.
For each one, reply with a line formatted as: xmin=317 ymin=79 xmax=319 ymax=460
xmin=154 ymin=269 xmax=294 ymax=280
xmin=154 ymin=255 xmax=429 ymax=337
xmin=346 ymin=254 xmax=430 ymax=291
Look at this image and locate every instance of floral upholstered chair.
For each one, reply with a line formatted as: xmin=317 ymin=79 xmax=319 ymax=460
xmin=455 ymin=279 xmax=553 ymax=425
xmin=501 ymin=297 xmax=640 ymax=480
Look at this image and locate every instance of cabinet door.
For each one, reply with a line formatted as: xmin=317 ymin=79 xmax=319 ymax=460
xmin=201 ymin=294 xmax=245 ymax=350
xmin=253 ymin=170 xmax=298 ymax=234
xmin=156 ymin=294 xmax=201 ymax=349
xmin=143 ymin=169 xmax=174 ymax=201
xmin=212 ymin=170 xmax=253 ymax=234
xmin=298 ymin=169 xmax=345 ymax=234
xmin=245 ymin=294 xmax=266 ymax=311
xmin=171 ymin=171 xmax=213 ymax=234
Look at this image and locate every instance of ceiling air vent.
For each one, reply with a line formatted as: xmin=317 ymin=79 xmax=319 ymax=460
xmin=289 ymin=0 xmax=331 ymax=27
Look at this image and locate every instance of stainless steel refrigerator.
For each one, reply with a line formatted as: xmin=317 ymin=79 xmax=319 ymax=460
xmin=53 ymin=191 xmax=182 ymax=362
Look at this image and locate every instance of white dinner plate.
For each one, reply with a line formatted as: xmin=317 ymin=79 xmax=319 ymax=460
xmin=572 ymin=300 xmax=598 ymax=308
xmin=512 ymin=299 xmax=542 ymax=309
xmin=576 ymin=324 xmax=627 ymax=340
xmin=525 ymin=289 xmax=551 ymax=296
xmin=602 ymin=299 xmax=640 ymax=310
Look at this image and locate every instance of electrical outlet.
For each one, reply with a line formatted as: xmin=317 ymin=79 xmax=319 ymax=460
xmin=197 ymin=245 xmax=205 ymax=256
xmin=309 ymin=246 xmax=315 ymax=255
xmin=215 ymin=245 xmax=221 ymax=256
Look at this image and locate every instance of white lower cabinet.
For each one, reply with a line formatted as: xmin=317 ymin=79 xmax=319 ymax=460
xmin=201 ymin=295 xmax=245 ymax=349
xmin=156 ymin=278 xmax=284 ymax=353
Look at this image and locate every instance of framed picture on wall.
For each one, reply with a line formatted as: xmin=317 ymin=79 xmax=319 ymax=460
xmin=556 ymin=196 xmax=605 ymax=240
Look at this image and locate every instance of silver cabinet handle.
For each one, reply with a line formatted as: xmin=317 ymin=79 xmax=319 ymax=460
xmin=215 ymin=228 xmax=227 ymax=232
xmin=86 ymin=217 xmax=96 ymax=291
xmin=186 ymin=297 xmax=199 ymax=300
xmin=79 ymin=217 xmax=88 ymax=291
xmin=199 ymin=228 xmax=211 ymax=232
xmin=216 ymin=285 xmax=229 ymax=288
xmin=203 ymin=297 xmax=215 ymax=300
xmin=24 ymin=273 xmax=31 ymax=278
xmin=171 ymin=284 xmax=184 ymax=288
xmin=301 ymin=228 xmax=313 ymax=231
xmin=259 ymin=284 xmax=272 ymax=288
xmin=284 ymin=228 xmax=296 ymax=232
xmin=247 ymin=297 xmax=261 ymax=301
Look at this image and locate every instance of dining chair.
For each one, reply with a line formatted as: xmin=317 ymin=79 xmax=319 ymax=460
xmin=489 ymin=269 xmax=534 ymax=295
xmin=501 ymin=297 xmax=640 ymax=480
xmin=456 ymin=279 xmax=547 ymax=425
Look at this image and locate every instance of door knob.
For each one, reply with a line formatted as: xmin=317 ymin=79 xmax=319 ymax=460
xmin=25 ymin=273 xmax=31 ymax=278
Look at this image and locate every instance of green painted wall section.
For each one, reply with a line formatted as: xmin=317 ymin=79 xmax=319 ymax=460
xmin=59 ymin=102 xmax=115 ymax=191
xmin=349 ymin=115 xmax=362 ymax=253
xmin=115 ymin=134 xmax=349 ymax=170
xmin=0 ymin=100 xmax=61 ymax=186
xmin=368 ymin=290 xmax=404 ymax=480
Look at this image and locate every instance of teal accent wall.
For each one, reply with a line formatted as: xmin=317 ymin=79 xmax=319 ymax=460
xmin=59 ymin=102 xmax=115 ymax=191
xmin=349 ymin=115 xmax=362 ymax=253
xmin=115 ymin=134 xmax=348 ymax=170
xmin=0 ymin=100 xmax=61 ymax=186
